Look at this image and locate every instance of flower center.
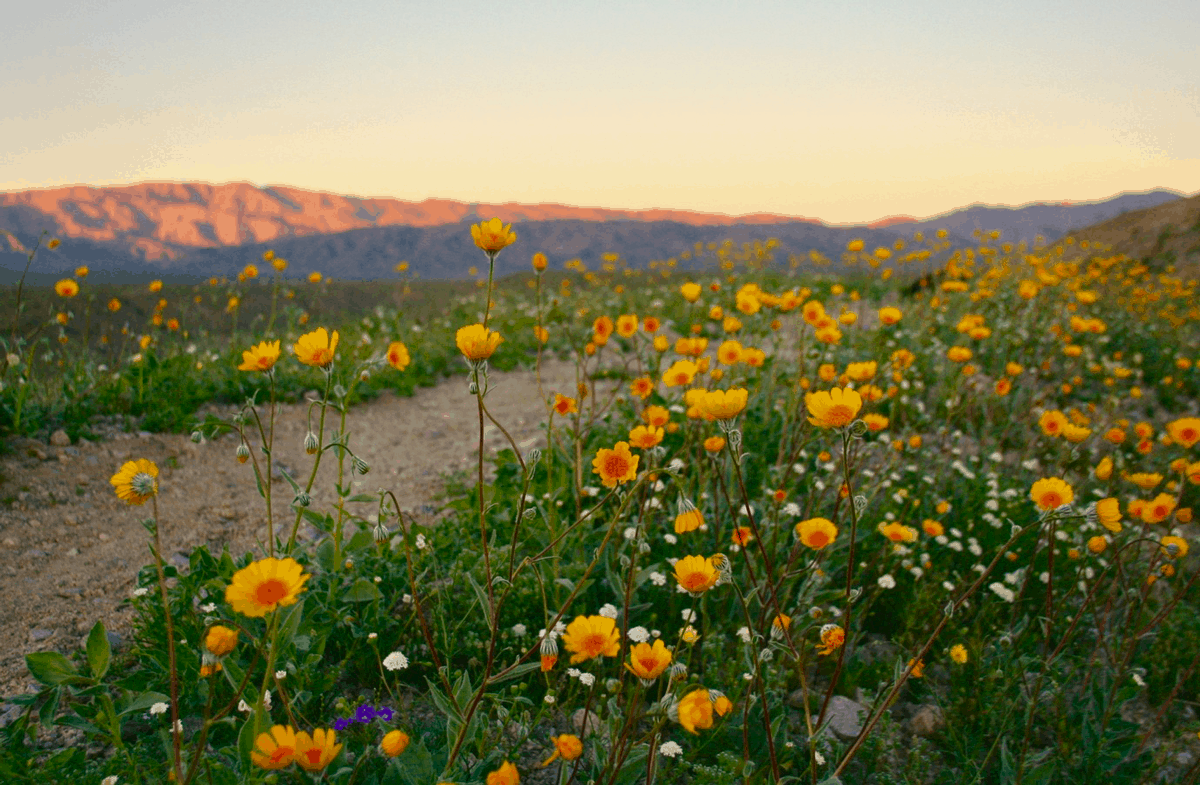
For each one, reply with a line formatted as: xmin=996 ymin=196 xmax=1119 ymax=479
xmin=1041 ymin=492 xmax=1063 ymax=509
xmin=826 ymin=405 xmax=854 ymax=426
xmin=808 ymin=531 xmax=829 ymax=548
xmin=638 ymin=655 xmax=659 ymax=673
xmin=305 ymin=748 xmax=323 ymax=767
xmin=255 ymin=578 xmax=289 ymax=607
xmin=603 ymin=455 xmax=629 ymax=478
xmin=270 ymin=746 xmax=294 ymax=764
xmin=583 ymin=633 xmax=607 ymax=656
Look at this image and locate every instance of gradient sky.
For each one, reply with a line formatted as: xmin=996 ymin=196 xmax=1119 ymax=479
xmin=3 ymin=0 xmax=1198 ymax=223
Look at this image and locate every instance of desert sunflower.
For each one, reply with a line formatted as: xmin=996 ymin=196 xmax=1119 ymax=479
xmin=561 ymin=615 xmax=620 ymax=664
xmin=239 ymin=340 xmax=281 ymax=372
xmin=592 ymin=442 xmax=639 ymax=487
xmin=251 ymin=725 xmax=297 ymax=770
xmin=805 ymin=387 xmax=862 ymax=428
xmin=225 ymin=557 xmax=310 ymax=618
xmin=110 ymin=459 xmax=159 ymax=505
xmin=294 ymin=728 xmax=342 ymax=772
xmin=293 ymin=328 xmax=338 ymax=368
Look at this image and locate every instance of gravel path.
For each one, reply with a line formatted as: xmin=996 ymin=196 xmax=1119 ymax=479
xmin=0 ymin=359 xmax=589 ymax=708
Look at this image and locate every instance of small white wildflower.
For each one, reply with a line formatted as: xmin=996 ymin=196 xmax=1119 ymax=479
xmin=659 ymin=741 xmax=683 ymax=757
xmin=877 ymin=575 xmax=896 ymax=589
xmin=1132 ymin=673 xmax=1146 ymax=687
xmin=133 ymin=587 xmax=150 ymax=598
xmin=512 ymin=623 xmax=527 ymax=637
xmin=628 ymin=626 xmax=650 ymax=643
xmin=968 ymin=542 xmax=983 ymax=556
xmin=623 ymin=527 xmax=637 ymax=540
xmin=172 ymin=719 xmax=183 ymax=734
xmin=783 ymin=502 xmax=801 ymax=516
xmin=544 ymin=693 xmax=556 ymax=703
xmin=238 ymin=699 xmax=251 ymax=713
xmin=647 ymin=497 xmax=663 ymax=510
xmin=102 ymin=777 xmax=119 ymax=785
xmin=415 ymin=534 xmax=428 ymax=550
xmin=199 ymin=602 xmax=216 ymax=613
xmin=275 ymin=670 xmax=287 ymax=680
xmin=985 ymin=499 xmax=999 ymax=511
xmin=1021 ymin=458 xmax=1040 ymax=471
xmin=681 ymin=608 xmax=696 ymax=623
xmin=599 ymin=603 xmax=619 ymax=619
xmin=368 ymin=632 xmax=378 ymax=641
xmin=942 ymin=581 xmax=955 ymax=591
xmin=1039 ymin=572 xmax=1050 ymax=584
xmin=948 ymin=541 xmax=963 ymax=552
xmin=578 ymin=672 xmax=596 ymax=687
xmin=664 ymin=533 xmax=678 ymax=545
xmin=989 ymin=582 xmax=1016 ymax=602
xmin=650 ymin=571 xmax=667 ymax=586
xmin=383 ymin=651 xmax=409 ymax=671
xmin=737 ymin=626 xmax=752 ymax=643
xmin=742 ymin=672 xmax=754 ymax=681
xmin=667 ymin=458 xmax=686 ymax=473
xmin=149 ymin=702 xmax=168 ymax=716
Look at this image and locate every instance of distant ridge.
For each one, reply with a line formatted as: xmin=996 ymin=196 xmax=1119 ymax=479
xmin=0 ymin=182 xmax=1191 ymax=281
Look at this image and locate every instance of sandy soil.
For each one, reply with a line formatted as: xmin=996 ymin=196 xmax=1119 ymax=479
xmin=0 ymin=359 xmax=593 ymax=710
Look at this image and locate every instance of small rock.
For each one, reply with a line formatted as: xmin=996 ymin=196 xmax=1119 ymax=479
xmin=2 ymin=538 xmax=16 ymax=548
xmin=65 ymin=548 xmax=80 ymax=556
xmin=29 ymin=628 xmax=55 ymax=642
xmin=572 ymin=708 xmax=602 ymax=737
xmin=907 ymin=705 xmax=945 ymax=737
xmin=823 ymin=695 xmax=868 ymax=741
xmin=50 ymin=430 xmax=71 ymax=447
xmin=64 ymin=513 xmax=79 ymax=526
xmin=57 ymin=588 xmax=83 ymax=598
xmin=137 ymin=431 xmax=151 ymax=439
xmin=98 ymin=533 xmax=110 ymax=541
xmin=76 ymin=474 xmax=90 ymax=486
xmin=23 ymin=549 xmax=49 ymax=558
xmin=107 ymin=631 xmax=124 ymax=650
xmin=29 ymin=448 xmax=48 ymax=461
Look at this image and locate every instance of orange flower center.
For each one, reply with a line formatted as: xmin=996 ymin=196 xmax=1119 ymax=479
xmin=270 ymin=746 xmax=294 ymax=764
xmin=825 ymin=404 xmax=854 ymax=426
xmin=1181 ymin=427 xmax=1198 ymax=442
xmin=637 ymin=655 xmax=659 ymax=673
xmin=1040 ymin=491 xmax=1063 ymax=509
xmin=807 ymin=531 xmax=830 ymax=548
xmin=680 ymin=572 xmax=709 ymax=591
xmin=304 ymin=748 xmax=323 ymax=767
xmin=603 ymin=454 xmax=629 ymax=478
xmin=255 ymin=578 xmax=289 ymax=607
xmin=582 ymin=633 xmax=608 ymax=657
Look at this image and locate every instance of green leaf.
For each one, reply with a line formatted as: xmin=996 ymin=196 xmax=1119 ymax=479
xmin=346 ymin=493 xmax=377 ymax=503
xmin=55 ymin=714 xmax=105 ymax=738
xmin=277 ymin=598 xmax=306 ymax=641
xmin=384 ymin=739 xmax=434 ymax=785
xmin=86 ymin=621 xmax=111 ymax=680
xmin=424 ymin=679 xmax=462 ymax=723
xmin=346 ymin=530 xmax=375 ymax=553
xmin=342 ymin=578 xmax=384 ymax=603
xmin=487 ymin=660 xmax=540 ymax=686
xmin=466 ymin=572 xmax=493 ymax=627
xmin=25 ymin=651 xmax=79 ymax=687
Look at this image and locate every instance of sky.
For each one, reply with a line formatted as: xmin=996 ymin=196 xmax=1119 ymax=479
xmin=2 ymin=0 xmax=1198 ymax=223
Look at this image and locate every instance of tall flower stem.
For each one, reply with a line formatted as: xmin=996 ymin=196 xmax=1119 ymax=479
xmin=149 ymin=496 xmax=183 ymax=783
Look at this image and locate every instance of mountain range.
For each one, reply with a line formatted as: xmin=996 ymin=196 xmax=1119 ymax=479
xmin=0 ymin=182 xmax=1191 ymax=282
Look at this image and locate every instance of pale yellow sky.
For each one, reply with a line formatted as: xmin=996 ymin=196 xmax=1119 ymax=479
xmin=3 ymin=1 xmax=1197 ymax=223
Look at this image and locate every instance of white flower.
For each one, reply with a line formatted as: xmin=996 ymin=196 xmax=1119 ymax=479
xmin=1021 ymin=458 xmax=1040 ymax=471
xmin=681 ymin=608 xmax=696 ymax=623
xmin=659 ymin=741 xmax=683 ymax=757
xmin=275 ymin=670 xmax=287 ymax=680
xmin=149 ymin=702 xmax=168 ymax=716
xmin=623 ymin=527 xmax=637 ymax=540
xmin=368 ymin=632 xmax=378 ymax=640
xmin=512 ymin=623 xmax=527 ymax=637
xmin=664 ymin=534 xmax=678 ymax=545
xmin=737 ymin=626 xmax=752 ymax=643
xmin=415 ymin=534 xmax=428 ymax=550
xmin=942 ymin=581 xmax=955 ymax=591
xmin=1132 ymin=673 xmax=1146 ymax=687
xmin=877 ymin=575 xmax=896 ymax=589
xmin=628 ymin=626 xmax=650 ymax=643
xmin=383 ymin=651 xmax=409 ymax=671
xmin=199 ymin=603 xmax=217 ymax=613
xmin=238 ymin=699 xmax=251 ymax=713
xmin=667 ymin=458 xmax=686 ymax=473
xmin=650 ymin=571 xmax=667 ymax=586
xmin=102 ymin=777 xmax=120 ymax=785
xmin=263 ymin=689 xmax=271 ymax=708
xmin=815 ymin=750 xmax=826 ymax=765
xmin=783 ymin=502 xmax=801 ymax=516
xmin=578 ymin=672 xmax=595 ymax=687
xmin=599 ymin=603 xmax=619 ymax=619
xmin=133 ymin=587 xmax=150 ymax=598
xmin=172 ymin=719 xmax=183 ymax=734
xmin=989 ymin=582 xmax=1016 ymax=602
xmin=583 ymin=486 xmax=600 ymax=497
xmin=968 ymin=542 xmax=983 ymax=556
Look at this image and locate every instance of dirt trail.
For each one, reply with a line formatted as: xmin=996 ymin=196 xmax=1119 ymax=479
xmin=0 ymin=359 xmax=588 ymax=708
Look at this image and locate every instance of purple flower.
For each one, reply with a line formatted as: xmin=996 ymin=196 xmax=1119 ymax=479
xmin=354 ymin=704 xmax=375 ymax=724
xmin=333 ymin=718 xmax=350 ymax=731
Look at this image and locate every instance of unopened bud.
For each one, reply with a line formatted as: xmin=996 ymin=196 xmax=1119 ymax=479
xmin=372 ymin=521 xmax=389 ymax=544
xmin=236 ymin=443 xmax=250 ymax=464
xmin=359 ymin=370 xmax=370 ymax=382
xmin=191 ymin=430 xmax=203 ymax=443
xmin=352 ymin=456 xmax=370 ymax=475
xmin=333 ymin=384 xmax=347 ymax=399
xmin=294 ymin=492 xmax=311 ymax=508
xmin=304 ymin=432 xmax=319 ymax=454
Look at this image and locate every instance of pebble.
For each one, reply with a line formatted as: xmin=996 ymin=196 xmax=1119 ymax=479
xmin=2 ymin=538 xmax=16 ymax=548
xmin=23 ymin=549 xmax=49 ymax=558
xmin=50 ymin=430 xmax=71 ymax=447
xmin=66 ymin=548 xmax=80 ymax=557
xmin=28 ymin=628 xmax=55 ymax=642
xmin=98 ymin=533 xmax=110 ymax=541
xmin=57 ymin=588 xmax=83 ymax=598
xmin=908 ymin=704 xmax=945 ymax=737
